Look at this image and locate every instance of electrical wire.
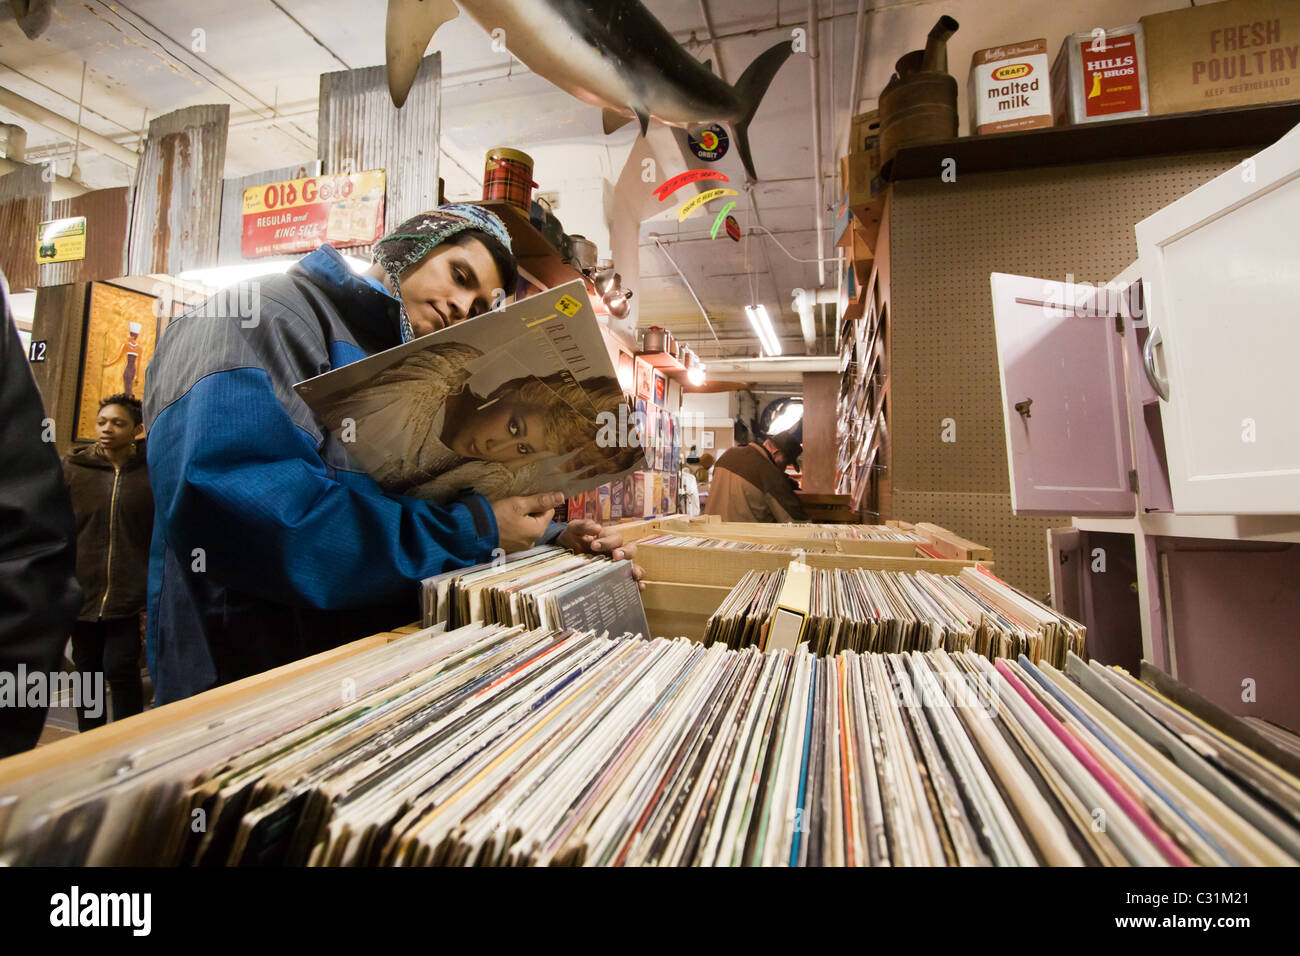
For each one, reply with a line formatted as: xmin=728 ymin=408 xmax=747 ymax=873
xmin=749 ymin=224 xmax=841 ymax=264
xmin=650 ymin=236 xmax=722 ymax=346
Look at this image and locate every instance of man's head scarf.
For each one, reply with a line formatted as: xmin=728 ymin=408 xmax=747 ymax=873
xmin=371 ymin=203 xmax=513 ymax=342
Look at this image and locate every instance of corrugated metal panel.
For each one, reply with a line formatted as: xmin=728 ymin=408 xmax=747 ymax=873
xmin=127 ymin=104 xmax=229 ymax=275
xmin=318 ymin=53 xmax=441 ymax=257
xmin=217 ymin=160 xmax=322 ymax=265
xmin=0 ymin=163 xmax=51 ymax=290
xmin=39 ymin=186 xmax=131 ymax=287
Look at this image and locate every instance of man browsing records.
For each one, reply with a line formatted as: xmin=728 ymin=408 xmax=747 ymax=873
xmin=144 ymin=205 xmax=640 ymax=705
xmin=705 ymin=430 xmax=808 ymax=523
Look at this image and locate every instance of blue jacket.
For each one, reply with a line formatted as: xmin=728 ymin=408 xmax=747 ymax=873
xmin=144 ymin=246 xmax=509 ymax=703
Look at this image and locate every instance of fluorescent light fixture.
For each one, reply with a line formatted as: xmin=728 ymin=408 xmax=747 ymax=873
xmin=745 ymin=304 xmax=782 ymax=357
xmin=176 ymin=254 xmax=370 ymax=290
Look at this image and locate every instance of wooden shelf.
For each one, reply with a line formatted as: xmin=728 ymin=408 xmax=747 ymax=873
xmin=886 ymin=100 xmax=1300 ymax=181
xmin=636 ymin=349 xmax=697 ymax=384
xmin=637 ymin=349 xmax=684 ymax=372
xmin=470 ymin=199 xmax=582 ymax=289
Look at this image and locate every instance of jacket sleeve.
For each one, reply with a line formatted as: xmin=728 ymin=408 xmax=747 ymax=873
xmin=0 ymin=280 xmax=81 ymax=757
xmin=144 ymin=287 xmax=500 ymax=611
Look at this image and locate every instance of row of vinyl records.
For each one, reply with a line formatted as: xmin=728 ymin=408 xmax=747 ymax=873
xmin=3 ymin=621 xmax=1297 ymax=866
xmin=418 ymin=544 xmax=1080 ymax=668
xmin=637 ymin=525 xmax=920 ymax=545
xmin=636 ymin=533 xmax=837 ymax=552
xmin=703 ymin=564 xmax=1086 ymax=668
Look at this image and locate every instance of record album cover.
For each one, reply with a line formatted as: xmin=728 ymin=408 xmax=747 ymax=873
xmin=295 ymin=279 xmax=645 ymax=504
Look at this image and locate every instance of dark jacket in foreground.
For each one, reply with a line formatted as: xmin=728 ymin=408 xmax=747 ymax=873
xmin=62 ymin=440 xmax=153 ymax=621
xmin=0 ymin=278 xmax=81 ymax=757
xmin=143 ymin=245 xmax=502 ymax=704
xmin=705 ymin=442 xmax=809 ymax=523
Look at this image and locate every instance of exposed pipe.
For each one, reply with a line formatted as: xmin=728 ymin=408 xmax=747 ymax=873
xmin=71 ymin=61 xmax=86 ymax=181
xmin=86 ymin=0 xmax=314 ymax=152
xmin=0 ymin=87 xmax=138 ymax=168
xmin=842 ymin=0 xmax=869 ymax=157
xmin=807 ymin=0 xmax=826 ymax=289
xmin=696 ymin=0 xmax=724 ymax=77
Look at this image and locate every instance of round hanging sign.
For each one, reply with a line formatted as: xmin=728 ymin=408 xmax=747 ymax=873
xmin=724 ymin=215 xmax=741 ymax=242
xmin=688 ymin=124 xmax=730 ymax=163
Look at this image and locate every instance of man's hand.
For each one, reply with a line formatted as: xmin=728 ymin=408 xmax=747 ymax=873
xmin=558 ymin=519 xmax=645 ymax=591
xmin=491 ymin=492 xmax=562 ymax=553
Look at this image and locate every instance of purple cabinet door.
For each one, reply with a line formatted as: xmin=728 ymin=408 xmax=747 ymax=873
xmin=990 ymin=273 xmax=1136 ymax=516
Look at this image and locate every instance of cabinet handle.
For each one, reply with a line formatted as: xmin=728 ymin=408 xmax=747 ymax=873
xmin=1143 ymin=327 xmax=1170 ymax=401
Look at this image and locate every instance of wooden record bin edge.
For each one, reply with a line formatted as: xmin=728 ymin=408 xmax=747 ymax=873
xmin=0 ymin=630 xmax=414 ymax=788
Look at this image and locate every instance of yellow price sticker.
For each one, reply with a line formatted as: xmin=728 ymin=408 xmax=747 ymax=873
xmin=554 ymin=294 xmax=583 ymax=317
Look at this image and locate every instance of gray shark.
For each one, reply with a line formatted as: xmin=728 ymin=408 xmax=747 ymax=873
xmin=387 ymin=0 xmax=793 ymax=180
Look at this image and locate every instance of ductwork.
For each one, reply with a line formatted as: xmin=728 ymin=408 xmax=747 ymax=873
xmin=808 ymin=0 xmax=826 ymax=289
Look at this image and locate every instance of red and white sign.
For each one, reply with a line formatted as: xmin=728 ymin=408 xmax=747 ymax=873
xmin=241 ymin=168 xmax=386 ymax=258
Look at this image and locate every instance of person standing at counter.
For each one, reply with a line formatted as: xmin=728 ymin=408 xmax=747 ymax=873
xmin=62 ymin=394 xmax=153 ymax=729
xmin=144 ymin=204 xmax=638 ymax=705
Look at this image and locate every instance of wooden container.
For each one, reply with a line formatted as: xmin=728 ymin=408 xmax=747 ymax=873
xmin=879 ymin=72 xmax=958 ymax=169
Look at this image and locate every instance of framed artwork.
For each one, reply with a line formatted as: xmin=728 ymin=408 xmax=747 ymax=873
xmin=652 ymin=370 xmax=667 ymax=406
xmin=634 ymin=357 xmax=652 ymax=401
xmin=75 ymin=282 xmax=160 ymax=442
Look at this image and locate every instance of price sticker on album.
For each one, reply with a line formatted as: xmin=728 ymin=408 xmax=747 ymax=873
xmin=554 ymin=294 xmax=583 ymax=317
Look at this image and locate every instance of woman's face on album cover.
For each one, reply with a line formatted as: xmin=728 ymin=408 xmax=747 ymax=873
xmin=401 ymin=239 xmax=504 ymax=336
xmin=449 ymin=399 xmax=557 ymax=466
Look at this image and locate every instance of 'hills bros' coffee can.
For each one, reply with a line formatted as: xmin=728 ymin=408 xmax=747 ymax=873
xmin=1051 ymin=25 xmax=1151 ymax=124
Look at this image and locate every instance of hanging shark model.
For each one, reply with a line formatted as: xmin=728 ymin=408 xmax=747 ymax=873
xmin=386 ymin=0 xmax=793 ymax=181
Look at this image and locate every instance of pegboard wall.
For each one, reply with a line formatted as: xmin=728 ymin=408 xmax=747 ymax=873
xmin=889 ymin=149 xmax=1251 ymax=598
xmin=893 ymin=490 xmax=1062 ymax=603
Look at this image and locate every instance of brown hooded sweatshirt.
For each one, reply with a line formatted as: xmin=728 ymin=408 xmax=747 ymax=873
xmin=61 ymin=440 xmax=153 ymax=621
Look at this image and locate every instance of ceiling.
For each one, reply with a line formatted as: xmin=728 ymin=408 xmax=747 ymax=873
xmin=0 ymin=0 xmax=1183 ymax=362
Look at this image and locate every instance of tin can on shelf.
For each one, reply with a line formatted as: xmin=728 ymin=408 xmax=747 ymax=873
xmin=483 ymin=147 xmax=537 ymax=211
xmin=1051 ymin=25 xmax=1149 ymax=125
xmin=969 ymin=39 xmax=1053 ymax=134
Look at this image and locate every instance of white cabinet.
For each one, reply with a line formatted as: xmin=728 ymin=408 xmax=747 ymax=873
xmin=1136 ymin=124 xmax=1300 ymax=515
xmin=990 ymin=125 xmax=1300 ymax=731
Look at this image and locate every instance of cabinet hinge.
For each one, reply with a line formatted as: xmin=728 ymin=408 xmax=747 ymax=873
xmin=1128 ymin=469 xmax=1139 ymax=492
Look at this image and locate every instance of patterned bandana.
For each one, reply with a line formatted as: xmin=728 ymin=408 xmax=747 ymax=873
xmin=371 ymin=203 xmax=513 ymax=343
